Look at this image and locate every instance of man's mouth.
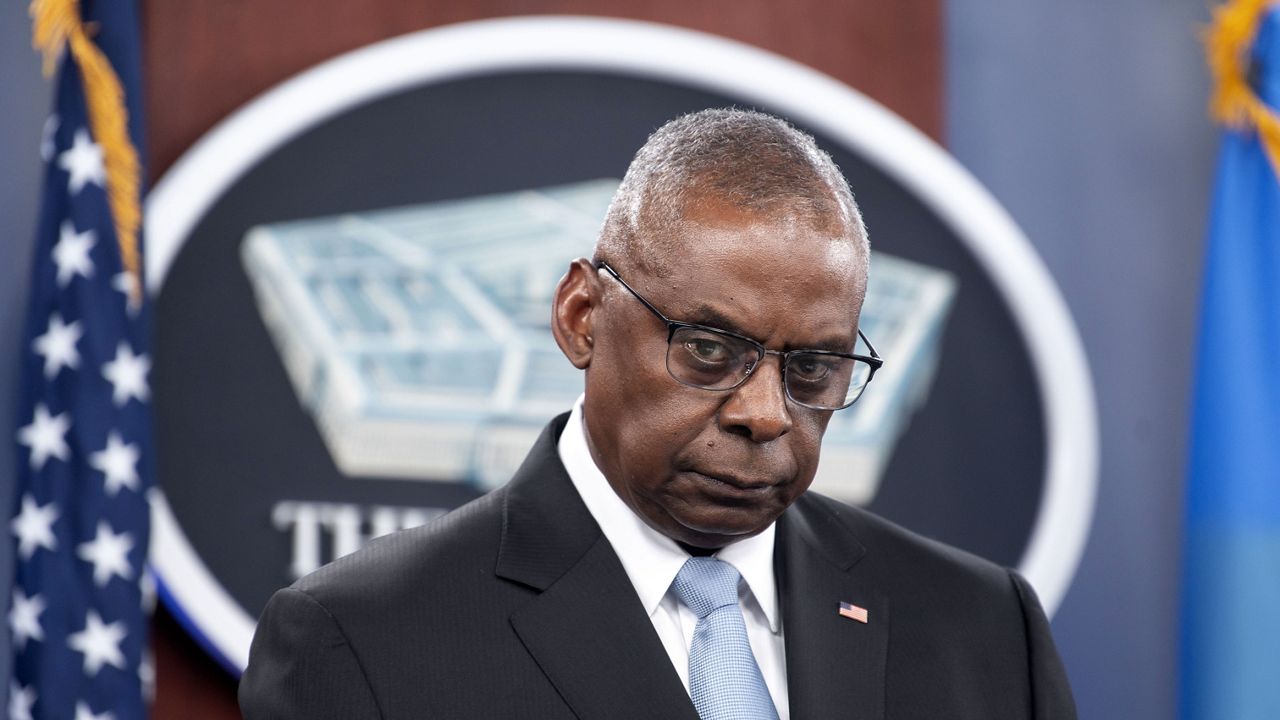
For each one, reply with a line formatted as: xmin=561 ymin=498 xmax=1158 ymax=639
xmin=687 ymin=469 xmax=779 ymax=493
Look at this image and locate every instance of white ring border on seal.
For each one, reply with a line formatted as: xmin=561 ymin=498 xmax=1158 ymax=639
xmin=145 ymin=15 xmax=1099 ymax=674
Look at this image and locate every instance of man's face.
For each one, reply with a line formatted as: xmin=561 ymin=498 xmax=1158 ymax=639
xmin=575 ymin=199 xmax=866 ymax=550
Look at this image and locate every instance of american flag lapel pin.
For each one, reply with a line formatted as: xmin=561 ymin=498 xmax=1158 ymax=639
xmin=838 ymin=601 xmax=869 ymax=624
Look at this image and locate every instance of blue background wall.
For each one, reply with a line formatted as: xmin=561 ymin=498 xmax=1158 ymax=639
xmin=0 ymin=2 xmax=1216 ymax=717
xmin=0 ymin=0 xmax=53 ymax=686
xmin=947 ymin=3 xmax=1215 ymax=718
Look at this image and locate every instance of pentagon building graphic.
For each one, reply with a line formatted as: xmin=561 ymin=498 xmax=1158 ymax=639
xmin=240 ymin=179 xmax=956 ymax=505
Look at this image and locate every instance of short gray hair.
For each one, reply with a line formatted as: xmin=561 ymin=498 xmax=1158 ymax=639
xmin=595 ymin=108 xmax=868 ymax=275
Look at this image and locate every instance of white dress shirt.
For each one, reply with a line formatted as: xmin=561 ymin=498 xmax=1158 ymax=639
xmin=557 ymin=397 xmax=790 ymax=719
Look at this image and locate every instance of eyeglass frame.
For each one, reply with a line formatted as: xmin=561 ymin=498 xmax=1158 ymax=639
xmin=594 ymin=260 xmax=883 ymax=410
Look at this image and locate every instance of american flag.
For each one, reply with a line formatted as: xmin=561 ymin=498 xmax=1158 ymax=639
xmin=10 ymin=1 xmax=153 ymax=718
xmin=838 ymin=601 xmax=868 ymax=624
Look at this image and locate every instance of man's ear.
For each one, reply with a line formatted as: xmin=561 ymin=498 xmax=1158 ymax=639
xmin=551 ymin=258 xmax=599 ymax=370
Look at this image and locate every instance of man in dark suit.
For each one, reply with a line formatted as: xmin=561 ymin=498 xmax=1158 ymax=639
xmin=240 ymin=109 xmax=1077 ymax=719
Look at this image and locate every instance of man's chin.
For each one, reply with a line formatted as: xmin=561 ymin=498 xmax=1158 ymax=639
xmin=662 ymin=508 xmax=778 ymax=550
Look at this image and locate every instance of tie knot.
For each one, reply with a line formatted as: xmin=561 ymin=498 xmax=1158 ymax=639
xmin=671 ymin=557 xmax=742 ymax=619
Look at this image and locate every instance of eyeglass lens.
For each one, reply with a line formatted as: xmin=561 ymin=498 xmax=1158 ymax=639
xmin=666 ymin=326 xmax=872 ymax=410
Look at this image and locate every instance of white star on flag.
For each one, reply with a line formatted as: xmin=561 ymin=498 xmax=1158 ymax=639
xmin=9 ymin=590 xmax=46 ymax=650
xmin=90 ymin=432 xmax=141 ymax=496
xmin=32 ymin=313 xmax=83 ymax=379
xmin=76 ymin=521 xmax=135 ymax=587
xmin=52 ymin=220 xmax=96 ymax=287
xmin=138 ymin=649 xmax=155 ymax=701
xmin=40 ymin=115 xmax=59 ymax=162
xmin=101 ymin=342 xmax=150 ymax=406
xmin=10 ymin=495 xmax=58 ymax=561
xmin=57 ymin=128 xmax=105 ymax=194
xmin=7 ymin=681 xmax=36 ymax=720
xmin=112 ymin=271 xmax=142 ymax=316
xmin=139 ymin=568 xmax=157 ymax=615
xmin=16 ymin=403 xmax=72 ymax=470
xmin=74 ymin=701 xmax=114 ymax=720
xmin=67 ymin=610 xmax=127 ymax=677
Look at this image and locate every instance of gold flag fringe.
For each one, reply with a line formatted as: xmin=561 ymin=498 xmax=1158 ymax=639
xmin=30 ymin=0 xmax=142 ymax=305
xmin=1207 ymin=0 xmax=1280 ymax=176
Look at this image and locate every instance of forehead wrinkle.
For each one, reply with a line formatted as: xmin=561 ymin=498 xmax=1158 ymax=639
xmin=666 ymin=299 xmax=857 ymax=354
xmin=678 ymin=304 xmax=754 ymax=338
xmin=616 ymin=215 xmax=864 ymax=352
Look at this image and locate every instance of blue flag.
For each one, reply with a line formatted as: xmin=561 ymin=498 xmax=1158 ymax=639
xmin=9 ymin=1 xmax=153 ymax=718
xmin=1182 ymin=6 xmax=1280 ymax=720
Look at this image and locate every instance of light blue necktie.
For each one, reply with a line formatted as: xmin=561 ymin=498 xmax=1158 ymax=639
xmin=671 ymin=557 xmax=780 ymax=720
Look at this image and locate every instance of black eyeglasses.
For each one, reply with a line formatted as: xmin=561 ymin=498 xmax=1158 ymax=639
xmin=595 ymin=261 xmax=882 ymax=411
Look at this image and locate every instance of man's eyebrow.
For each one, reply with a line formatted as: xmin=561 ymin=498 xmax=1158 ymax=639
xmin=802 ymin=337 xmax=858 ymax=354
xmin=683 ymin=304 xmax=857 ymax=353
xmin=682 ymin=305 xmax=754 ymax=337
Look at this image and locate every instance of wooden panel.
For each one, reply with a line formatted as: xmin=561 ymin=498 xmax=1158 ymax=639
xmin=152 ymin=606 xmax=242 ymax=718
xmin=142 ymin=0 xmax=941 ymax=182
xmin=142 ymin=1 xmax=941 ymax=716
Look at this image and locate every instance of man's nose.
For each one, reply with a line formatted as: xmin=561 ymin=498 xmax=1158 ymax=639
xmin=718 ymin=356 xmax=793 ymax=442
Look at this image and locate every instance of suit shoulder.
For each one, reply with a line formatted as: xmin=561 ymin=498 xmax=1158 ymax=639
xmin=290 ymin=487 xmax=506 ymax=607
xmin=798 ymin=491 xmax=1015 ymax=593
xmin=795 ymin=496 xmax=1074 ymax=715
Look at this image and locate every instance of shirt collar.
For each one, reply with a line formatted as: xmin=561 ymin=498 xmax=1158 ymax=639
xmin=557 ymin=395 xmax=780 ymax=632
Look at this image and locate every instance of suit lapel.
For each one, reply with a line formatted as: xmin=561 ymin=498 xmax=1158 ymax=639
xmin=510 ymin=537 xmax=701 ymax=720
xmin=779 ymin=496 xmax=888 ymax=720
xmin=496 ymin=415 xmax=700 ymax=720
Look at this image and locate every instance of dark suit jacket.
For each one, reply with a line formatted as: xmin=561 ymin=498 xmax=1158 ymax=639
xmin=240 ymin=414 xmax=1076 ymax=719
